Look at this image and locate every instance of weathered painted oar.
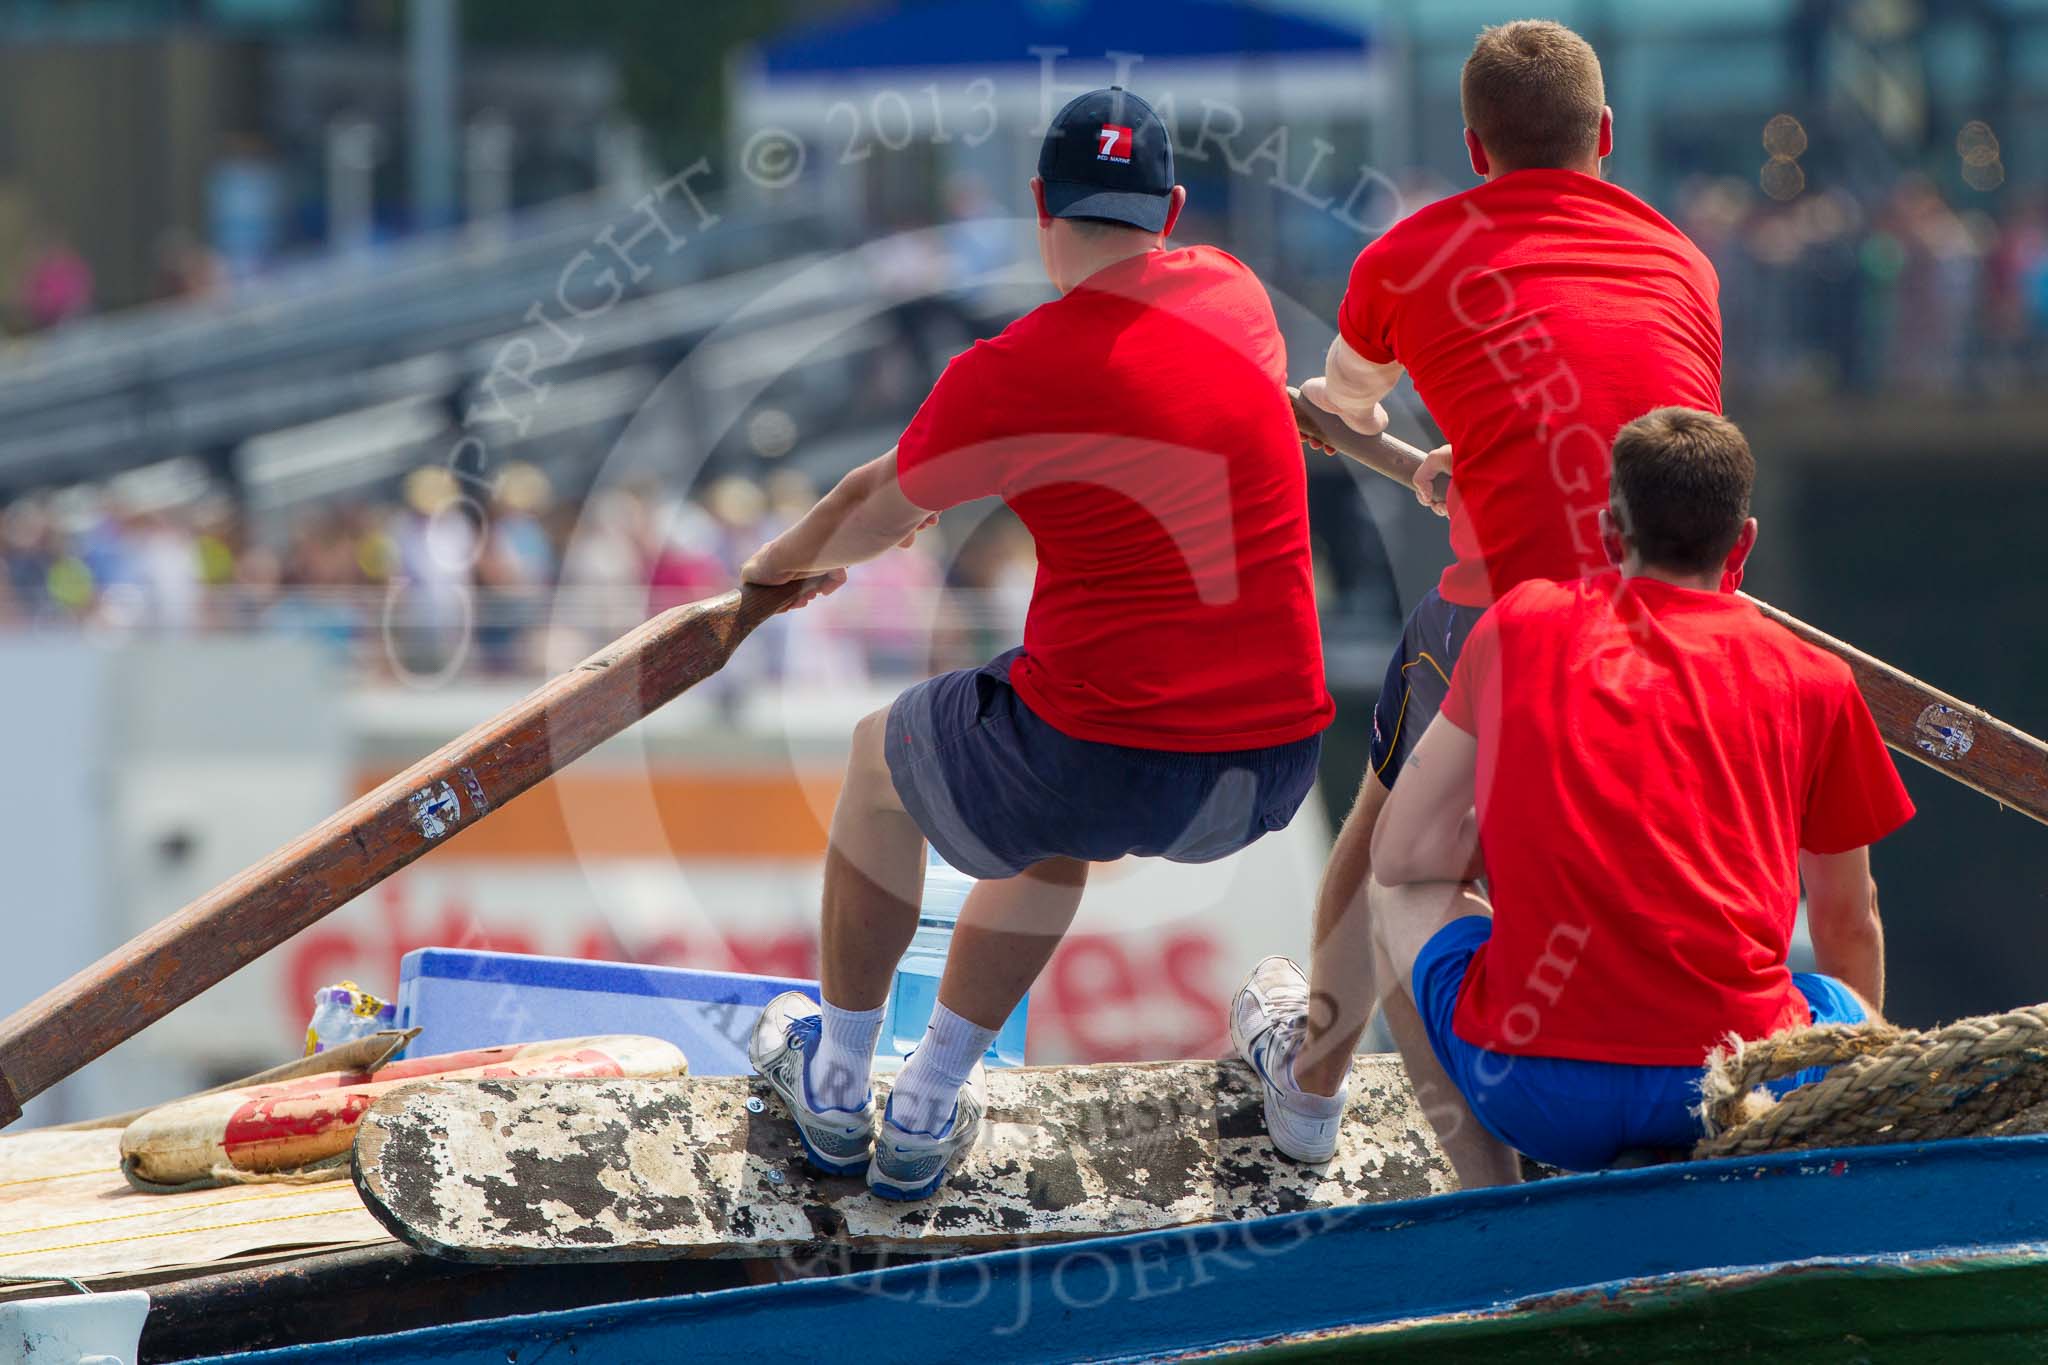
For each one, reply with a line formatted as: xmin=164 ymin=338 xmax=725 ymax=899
xmin=122 ymin=1035 xmax=686 ymax=1191
xmin=1290 ymin=387 xmax=2048 ymax=827
xmin=0 ymin=580 xmax=810 ymax=1128
xmin=44 ymin=1027 xmax=419 ymax=1132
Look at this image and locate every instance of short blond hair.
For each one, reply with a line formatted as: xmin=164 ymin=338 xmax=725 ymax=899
xmin=1460 ymin=20 xmax=1606 ymax=172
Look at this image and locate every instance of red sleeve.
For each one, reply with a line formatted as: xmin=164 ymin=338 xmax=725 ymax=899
xmin=1800 ymin=677 xmax=1917 ymax=855
xmin=1336 ymin=237 xmax=1400 ymax=365
xmin=1439 ymin=605 xmax=1501 ymax=737
xmin=895 ymin=341 xmax=1011 ymax=511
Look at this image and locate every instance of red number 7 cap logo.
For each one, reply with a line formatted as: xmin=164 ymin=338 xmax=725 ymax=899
xmin=1097 ymin=124 xmax=1134 ymax=160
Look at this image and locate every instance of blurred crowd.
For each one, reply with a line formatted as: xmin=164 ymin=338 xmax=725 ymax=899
xmin=0 ymin=462 xmax=1038 ymax=684
xmin=1680 ymin=174 xmax=2048 ymax=396
xmin=4 ymin=222 xmax=231 ymax=338
xmin=1364 ymin=168 xmax=2048 ymax=398
xmin=4 ymin=166 xmax=2047 ymax=678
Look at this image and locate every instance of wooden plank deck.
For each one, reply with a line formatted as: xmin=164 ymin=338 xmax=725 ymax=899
xmin=0 ymin=1128 xmax=386 ymax=1285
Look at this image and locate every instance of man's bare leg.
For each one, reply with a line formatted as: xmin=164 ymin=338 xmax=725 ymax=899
xmin=885 ymin=859 xmax=1090 ymax=1137
xmin=818 ymin=709 xmax=927 ymax=1011
xmin=765 ymin=707 xmax=926 ymax=1119
xmin=1368 ymin=876 xmax=1521 ymax=1188
xmin=1294 ymin=771 xmax=1391 ymax=1096
xmin=938 ymin=858 xmax=1089 ymax=1029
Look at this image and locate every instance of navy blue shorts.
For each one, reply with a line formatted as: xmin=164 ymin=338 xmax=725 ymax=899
xmin=1411 ymin=916 xmax=1869 ymax=1172
xmin=1369 ymin=587 xmax=1486 ymax=787
xmin=885 ymin=649 xmax=1323 ymax=881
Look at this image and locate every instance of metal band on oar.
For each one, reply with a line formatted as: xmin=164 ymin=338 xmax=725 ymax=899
xmin=1289 ymin=386 xmax=2048 ymax=828
xmin=0 ymin=578 xmax=819 ymax=1128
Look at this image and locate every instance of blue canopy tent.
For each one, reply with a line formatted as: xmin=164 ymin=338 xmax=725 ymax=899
xmin=728 ymin=0 xmax=1390 ymax=246
xmin=755 ymin=0 xmax=1372 ymax=76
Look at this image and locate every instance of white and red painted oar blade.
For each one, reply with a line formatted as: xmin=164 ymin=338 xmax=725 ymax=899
xmin=120 ymin=1035 xmax=687 ymax=1190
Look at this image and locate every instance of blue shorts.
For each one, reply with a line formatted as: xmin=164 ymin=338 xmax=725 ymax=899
xmin=885 ymin=649 xmax=1323 ymax=881
xmin=1411 ymin=916 xmax=1869 ymax=1172
xmin=1369 ymin=587 xmax=1485 ymax=787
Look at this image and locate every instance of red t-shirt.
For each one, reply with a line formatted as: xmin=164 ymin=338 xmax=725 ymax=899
xmin=1340 ymin=170 xmax=1723 ymax=608
xmin=896 ymin=245 xmax=1333 ymax=752
xmin=1439 ymin=573 xmax=1915 ymax=1066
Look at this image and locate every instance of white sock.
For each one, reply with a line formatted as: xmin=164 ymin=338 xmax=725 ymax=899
xmin=890 ymin=1002 xmax=995 ymax=1137
xmin=805 ymin=999 xmax=883 ymax=1113
xmin=1261 ymin=1039 xmax=1346 ymax=1161
xmin=1282 ymin=1050 xmax=1348 ymax=1116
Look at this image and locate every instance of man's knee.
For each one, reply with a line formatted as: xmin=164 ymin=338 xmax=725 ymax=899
xmin=1371 ymin=876 xmax=1484 ymax=986
xmin=1365 ymin=876 xmax=1400 ymax=963
xmin=844 ymin=707 xmax=900 ymax=804
xmin=1019 ymin=855 xmax=1088 ymax=888
xmin=851 ymin=705 xmax=890 ymax=757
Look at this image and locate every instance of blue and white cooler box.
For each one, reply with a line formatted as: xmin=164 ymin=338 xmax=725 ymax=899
xmin=396 ymin=949 xmax=819 ymax=1076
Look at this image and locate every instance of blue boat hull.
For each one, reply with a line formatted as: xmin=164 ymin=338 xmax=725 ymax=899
xmin=188 ymin=1135 xmax=2048 ymax=1363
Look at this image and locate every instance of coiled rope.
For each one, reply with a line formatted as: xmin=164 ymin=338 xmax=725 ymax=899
xmin=1695 ymin=1006 xmax=2048 ymax=1159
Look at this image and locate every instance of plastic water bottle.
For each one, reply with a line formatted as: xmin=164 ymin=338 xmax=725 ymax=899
xmin=877 ymin=847 xmax=1030 ymax=1069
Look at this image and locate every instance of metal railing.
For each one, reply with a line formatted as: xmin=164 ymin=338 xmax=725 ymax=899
xmin=1 ymin=584 xmax=1032 ymax=684
xmin=0 ymin=195 xmax=840 ymax=488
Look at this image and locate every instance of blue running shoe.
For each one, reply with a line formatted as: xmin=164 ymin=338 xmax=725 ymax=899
xmin=749 ymin=991 xmax=875 ymax=1177
xmin=868 ymin=1063 xmax=985 ymax=1202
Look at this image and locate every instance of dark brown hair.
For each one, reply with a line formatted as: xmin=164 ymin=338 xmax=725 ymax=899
xmin=1460 ymin=20 xmax=1606 ymax=172
xmin=1610 ymin=408 xmax=1755 ymax=573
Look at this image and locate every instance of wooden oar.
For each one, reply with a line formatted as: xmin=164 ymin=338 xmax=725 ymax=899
xmin=1290 ymin=387 xmax=2048 ymax=827
xmin=0 ymin=580 xmax=810 ymax=1128
xmin=44 ymin=1028 xmax=419 ymax=1132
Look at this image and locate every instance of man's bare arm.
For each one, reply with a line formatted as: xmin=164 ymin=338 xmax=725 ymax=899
xmin=1301 ymin=333 xmax=1402 ymax=435
xmin=1370 ymin=714 xmax=1483 ymax=886
xmin=1800 ymin=846 xmax=1886 ymax=1014
xmin=740 ymin=449 xmax=936 ymax=609
xmin=1300 ymin=335 xmax=1449 ymax=514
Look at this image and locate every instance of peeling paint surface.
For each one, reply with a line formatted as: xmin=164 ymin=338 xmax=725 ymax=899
xmin=354 ymin=1058 xmax=1453 ymax=1261
xmin=405 ymin=781 xmax=462 ymax=840
xmin=1914 ymin=702 xmax=1976 ymax=761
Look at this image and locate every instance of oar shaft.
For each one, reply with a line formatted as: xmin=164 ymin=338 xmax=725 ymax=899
xmin=1292 ymin=388 xmax=1451 ymax=504
xmin=1744 ymin=598 xmax=2048 ymax=824
xmin=1289 ymin=387 xmax=2048 ymax=827
xmin=0 ymin=581 xmax=805 ymax=1127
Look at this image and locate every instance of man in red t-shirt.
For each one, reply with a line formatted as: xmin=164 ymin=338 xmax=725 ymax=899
xmin=1253 ymin=409 xmax=1912 ymax=1182
xmin=739 ymin=87 xmax=1333 ymax=1199
xmin=1244 ymin=20 xmax=1725 ymax=1140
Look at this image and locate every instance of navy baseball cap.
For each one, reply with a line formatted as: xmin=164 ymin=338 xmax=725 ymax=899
xmin=1037 ymin=86 xmax=1175 ymax=232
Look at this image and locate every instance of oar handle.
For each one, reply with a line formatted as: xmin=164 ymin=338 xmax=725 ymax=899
xmin=1288 ymin=386 xmax=1450 ymax=505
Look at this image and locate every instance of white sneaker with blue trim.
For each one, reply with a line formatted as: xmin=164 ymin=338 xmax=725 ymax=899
xmin=868 ymin=1063 xmax=986 ymax=1201
xmin=748 ymin=991 xmax=876 ymax=1177
xmin=1230 ymin=956 xmax=1346 ymax=1163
